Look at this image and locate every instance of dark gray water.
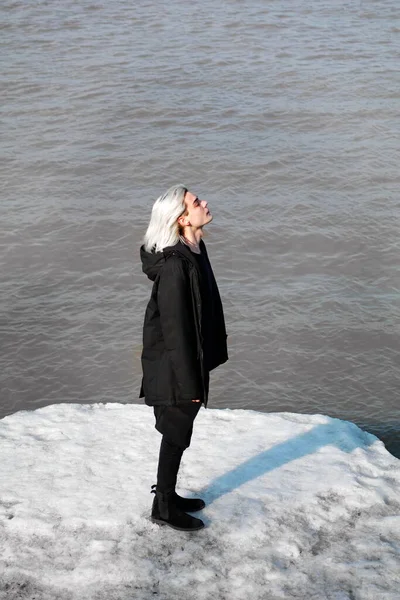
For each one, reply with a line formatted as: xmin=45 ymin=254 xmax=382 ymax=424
xmin=1 ymin=0 xmax=399 ymax=456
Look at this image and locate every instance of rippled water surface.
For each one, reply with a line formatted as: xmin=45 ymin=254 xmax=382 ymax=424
xmin=1 ymin=0 xmax=399 ymax=455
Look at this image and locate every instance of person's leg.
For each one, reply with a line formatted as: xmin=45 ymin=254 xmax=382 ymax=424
xmin=156 ymin=436 xmax=184 ymax=494
xmin=154 ymin=403 xmax=200 ymax=449
xmin=154 ymin=403 xmax=201 ymax=492
xmin=151 ymin=434 xmax=204 ymax=531
xmin=151 ymin=405 xmax=205 ymax=530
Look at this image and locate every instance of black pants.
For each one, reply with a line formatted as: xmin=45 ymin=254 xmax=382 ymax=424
xmin=154 ymin=403 xmax=201 ymax=494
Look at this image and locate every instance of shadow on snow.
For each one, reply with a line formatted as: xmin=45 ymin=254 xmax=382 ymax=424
xmin=201 ymin=421 xmax=376 ymax=505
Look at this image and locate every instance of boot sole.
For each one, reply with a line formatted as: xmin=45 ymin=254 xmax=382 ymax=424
xmin=150 ymin=517 xmax=204 ymax=531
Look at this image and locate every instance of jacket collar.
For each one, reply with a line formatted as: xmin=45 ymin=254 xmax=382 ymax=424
xmin=163 ymin=240 xmax=206 ymax=267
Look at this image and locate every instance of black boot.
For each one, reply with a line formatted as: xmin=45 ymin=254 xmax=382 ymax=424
xmin=151 ymin=489 xmax=204 ymax=531
xmin=151 ymin=485 xmax=205 ymax=512
xmin=172 ymin=492 xmax=205 ymax=512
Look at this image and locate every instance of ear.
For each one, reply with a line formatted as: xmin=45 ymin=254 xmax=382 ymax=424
xmin=178 ymin=215 xmax=190 ymax=227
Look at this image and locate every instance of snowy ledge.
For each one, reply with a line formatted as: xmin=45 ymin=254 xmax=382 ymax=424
xmin=0 ymin=404 xmax=399 ymax=600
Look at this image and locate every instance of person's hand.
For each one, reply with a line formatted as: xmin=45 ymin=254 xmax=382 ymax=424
xmin=192 ymin=399 xmax=201 ymax=403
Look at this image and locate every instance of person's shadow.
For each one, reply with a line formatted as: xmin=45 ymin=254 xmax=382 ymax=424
xmin=200 ymin=421 xmax=377 ymax=505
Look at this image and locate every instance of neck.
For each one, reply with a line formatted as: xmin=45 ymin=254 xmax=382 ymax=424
xmin=180 ymin=227 xmax=203 ymax=253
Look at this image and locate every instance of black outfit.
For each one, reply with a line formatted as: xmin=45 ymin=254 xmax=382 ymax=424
xmin=140 ymin=240 xmax=228 ymax=494
xmin=140 ymin=239 xmax=228 ymax=408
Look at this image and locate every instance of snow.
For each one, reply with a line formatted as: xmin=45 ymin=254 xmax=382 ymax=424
xmin=0 ymin=403 xmax=399 ymax=600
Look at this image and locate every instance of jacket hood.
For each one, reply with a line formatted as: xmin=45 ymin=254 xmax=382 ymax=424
xmin=140 ymin=245 xmax=166 ymax=281
xmin=140 ymin=240 xmax=207 ymax=281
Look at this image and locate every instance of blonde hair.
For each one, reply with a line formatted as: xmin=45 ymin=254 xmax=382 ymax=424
xmin=143 ymin=184 xmax=188 ymax=252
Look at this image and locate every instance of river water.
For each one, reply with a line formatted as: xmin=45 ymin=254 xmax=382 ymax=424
xmin=1 ymin=0 xmax=399 ymax=456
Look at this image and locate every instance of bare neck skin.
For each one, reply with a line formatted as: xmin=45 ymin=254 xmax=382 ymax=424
xmin=180 ymin=227 xmax=203 ymax=254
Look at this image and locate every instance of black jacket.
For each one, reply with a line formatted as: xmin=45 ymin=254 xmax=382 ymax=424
xmin=140 ymin=240 xmax=228 ymax=407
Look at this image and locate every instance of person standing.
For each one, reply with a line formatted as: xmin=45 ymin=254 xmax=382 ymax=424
xmin=140 ymin=184 xmax=228 ymax=531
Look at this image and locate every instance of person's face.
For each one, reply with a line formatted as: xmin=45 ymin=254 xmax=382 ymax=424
xmin=179 ymin=191 xmax=212 ymax=229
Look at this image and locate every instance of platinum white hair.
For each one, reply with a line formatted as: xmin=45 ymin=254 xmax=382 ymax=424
xmin=143 ymin=184 xmax=188 ymax=252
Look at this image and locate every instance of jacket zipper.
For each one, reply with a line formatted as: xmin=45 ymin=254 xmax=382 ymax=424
xmin=190 ymin=266 xmax=208 ymax=407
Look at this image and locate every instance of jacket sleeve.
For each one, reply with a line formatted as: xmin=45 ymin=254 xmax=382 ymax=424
xmin=157 ymin=257 xmax=203 ymax=402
